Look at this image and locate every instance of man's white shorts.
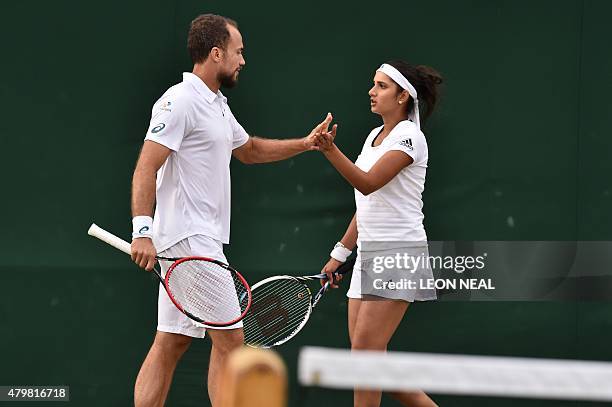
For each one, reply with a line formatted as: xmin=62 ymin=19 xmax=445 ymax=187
xmin=156 ymin=234 xmax=243 ymax=338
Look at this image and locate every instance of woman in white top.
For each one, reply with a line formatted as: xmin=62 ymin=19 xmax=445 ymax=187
xmin=316 ymin=60 xmax=443 ymax=407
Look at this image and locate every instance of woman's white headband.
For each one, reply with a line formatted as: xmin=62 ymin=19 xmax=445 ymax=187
xmin=377 ymin=63 xmax=420 ymax=130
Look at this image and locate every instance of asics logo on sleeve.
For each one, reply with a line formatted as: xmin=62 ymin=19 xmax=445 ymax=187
xmin=151 ymin=123 xmax=166 ymax=134
xmin=139 ymin=226 xmax=150 ymax=234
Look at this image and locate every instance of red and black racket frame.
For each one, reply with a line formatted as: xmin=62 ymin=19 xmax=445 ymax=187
xmin=152 ymin=256 xmax=252 ymax=327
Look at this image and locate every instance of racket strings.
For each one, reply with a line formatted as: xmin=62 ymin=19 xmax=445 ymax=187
xmin=245 ymin=280 xmax=309 ymax=325
xmin=256 ymin=287 xmax=320 ymax=343
xmin=243 ymin=278 xmax=312 ymax=347
xmin=244 ymin=305 xmax=307 ymax=346
xmin=244 ymin=281 xmax=300 ymax=330
xmin=245 ymin=312 xmax=306 ymax=347
xmin=167 ymin=260 xmax=249 ymax=324
xmin=256 ymin=283 xmax=330 ymax=346
xmin=244 ymin=296 xmax=307 ymax=338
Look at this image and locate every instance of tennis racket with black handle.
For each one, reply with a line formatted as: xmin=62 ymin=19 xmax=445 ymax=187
xmin=87 ymin=223 xmax=251 ymax=327
xmin=243 ymin=257 xmax=356 ymax=348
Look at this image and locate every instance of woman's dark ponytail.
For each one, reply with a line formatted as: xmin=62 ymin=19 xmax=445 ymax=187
xmin=386 ymin=60 xmax=443 ymax=124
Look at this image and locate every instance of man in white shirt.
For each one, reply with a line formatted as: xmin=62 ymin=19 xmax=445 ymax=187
xmin=129 ymin=14 xmax=330 ymax=407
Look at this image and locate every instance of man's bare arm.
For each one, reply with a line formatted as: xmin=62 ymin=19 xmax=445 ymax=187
xmin=131 ymin=140 xmax=172 ymax=270
xmin=132 ymin=141 xmax=172 ymax=215
xmin=232 ymin=113 xmax=333 ymax=164
xmin=231 ymin=136 xmax=308 ymax=164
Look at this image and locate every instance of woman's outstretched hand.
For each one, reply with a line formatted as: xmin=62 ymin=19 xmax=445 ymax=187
xmin=314 ymin=122 xmax=338 ymax=153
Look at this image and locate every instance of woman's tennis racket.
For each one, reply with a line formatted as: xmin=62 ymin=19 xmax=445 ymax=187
xmin=87 ymin=223 xmax=251 ymax=327
xmin=243 ymin=257 xmax=356 ymax=348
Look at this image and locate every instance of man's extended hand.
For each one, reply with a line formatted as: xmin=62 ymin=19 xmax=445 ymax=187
xmin=304 ymin=113 xmax=334 ymax=151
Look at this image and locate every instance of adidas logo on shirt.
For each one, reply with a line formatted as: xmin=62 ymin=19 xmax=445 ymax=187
xmin=399 ymin=138 xmax=414 ymax=150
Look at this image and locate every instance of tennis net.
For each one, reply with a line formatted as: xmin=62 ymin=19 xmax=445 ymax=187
xmin=298 ymin=346 xmax=612 ymax=402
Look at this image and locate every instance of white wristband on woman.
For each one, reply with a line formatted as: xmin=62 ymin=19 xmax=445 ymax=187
xmin=132 ymin=216 xmax=153 ymax=240
xmin=330 ymin=242 xmax=352 ymax=263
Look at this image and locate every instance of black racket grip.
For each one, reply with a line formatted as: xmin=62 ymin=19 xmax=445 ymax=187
xmin=336 ymin=257 xmax=356 ymax=275
xmin=326 ymin=256 xmax=356 ymax=285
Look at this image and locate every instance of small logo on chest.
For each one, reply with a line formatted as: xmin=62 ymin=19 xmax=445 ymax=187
xmin=160 ymin=101 xmax=172 ymax=112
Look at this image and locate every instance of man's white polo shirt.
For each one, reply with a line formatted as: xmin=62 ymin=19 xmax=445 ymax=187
xmin=144 ymin=72 xmax=249 ymax=252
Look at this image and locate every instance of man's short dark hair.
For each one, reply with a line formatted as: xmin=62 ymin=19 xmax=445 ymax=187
xmin=188 ymin=14 xmax=238 ymax=64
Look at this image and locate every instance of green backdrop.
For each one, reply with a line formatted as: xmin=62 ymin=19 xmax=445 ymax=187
xmin=1 ymin=0 xmax=611 ymax=406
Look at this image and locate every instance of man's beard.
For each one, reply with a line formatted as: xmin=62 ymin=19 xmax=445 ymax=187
xmin=218 ymin=70 xmax=238 ymax=89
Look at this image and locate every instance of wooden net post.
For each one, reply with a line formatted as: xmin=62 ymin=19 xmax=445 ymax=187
xmin=218 ymin=347 xmax=287 ymax=407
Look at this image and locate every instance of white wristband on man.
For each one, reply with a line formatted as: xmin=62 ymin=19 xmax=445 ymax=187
xmin=330 ymin=241 xmax=352 ymax=263
xmin=132 ymin=216 xmax=153 ymax=240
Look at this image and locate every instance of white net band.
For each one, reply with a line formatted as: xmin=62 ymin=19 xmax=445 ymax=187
xmin=299 ymin=346 xmax=612 ymax=401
